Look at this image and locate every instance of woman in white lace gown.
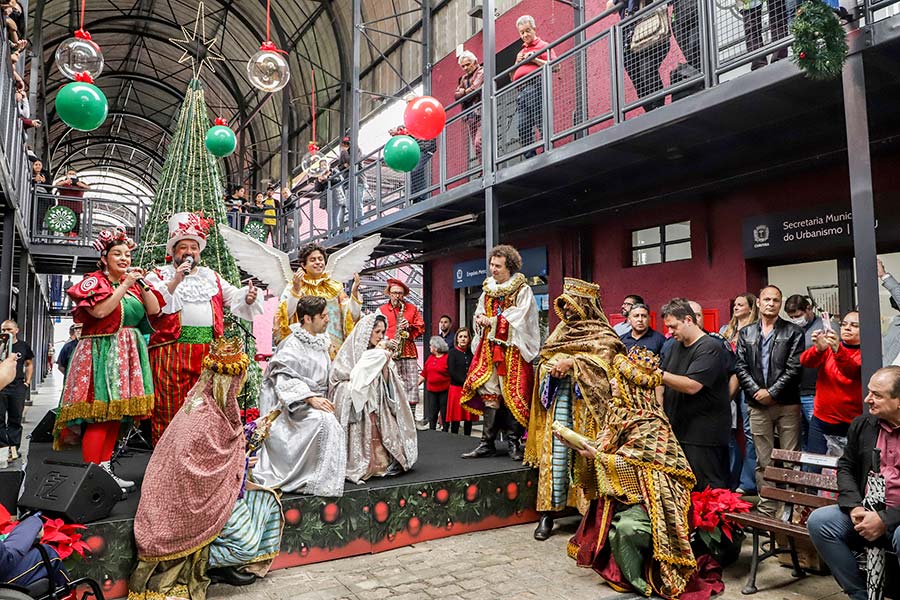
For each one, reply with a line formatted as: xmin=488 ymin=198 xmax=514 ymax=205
xmin=329 ymin=313 xmax=418 ymax=483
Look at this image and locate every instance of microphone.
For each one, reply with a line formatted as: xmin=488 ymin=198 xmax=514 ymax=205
xmin=127 ymin=268 xmax=151 ymax=291
xmin=182 ymin=256 xmax=195 ymax=269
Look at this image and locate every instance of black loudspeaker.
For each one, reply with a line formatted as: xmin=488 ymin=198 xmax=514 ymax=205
xmin=29 ymin=409 xmax=58 ymax=444
xmin=19 ymin=460 xmax=119 ymax=523
xmin=0 ymin=470 xmax=24 ymax=514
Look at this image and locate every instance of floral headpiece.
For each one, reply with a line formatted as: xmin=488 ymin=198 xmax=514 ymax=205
xmin=92 ymin=227 xmax=135 ymax=254
xmin=201 ymin=337 xmax=250 ymax=376
xmin=166 ymin=212 xmax=215 ymax=255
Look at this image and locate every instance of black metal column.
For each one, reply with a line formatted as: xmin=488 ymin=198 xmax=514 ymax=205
xmin=17 ymin=253 xmax=29 ymax=327
xmin=280 ymin=89 xmax=291 ymax=248
xmin=842 ymin=53 xmax=881 ymax=390
xmin=837 ymin=256 xmax=855 ymax=316
xmin=0 ymin=210 xmax=15 ymax=323
xmin=573 ymin=0 xmax=587 ymax=139
xmin=422 ymin=0 xmax=432 ymax=96
xmin=482 ymin=0 xmax=496 ymax=262
xmin=348 ymin=0 xmax=363 ymax=233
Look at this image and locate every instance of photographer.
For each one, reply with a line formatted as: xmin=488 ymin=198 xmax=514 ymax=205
xmin=0 ymin=320 xmax=34 ymax=465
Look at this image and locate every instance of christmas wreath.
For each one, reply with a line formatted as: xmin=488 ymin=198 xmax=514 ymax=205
xmin=44 ymin=205 xmax=78 ymax=234
xmin=790 ymin=0 xmax=848 ymax=80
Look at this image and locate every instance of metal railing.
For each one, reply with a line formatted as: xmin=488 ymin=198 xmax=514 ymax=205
xmin=0 ymin=34 xmax=32 ymax=222
xmin=30 ymin=187 xmax=153 ymax=247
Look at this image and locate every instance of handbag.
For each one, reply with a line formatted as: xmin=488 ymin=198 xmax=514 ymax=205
xmin=629 ymin=4 xmax=670 ymax=53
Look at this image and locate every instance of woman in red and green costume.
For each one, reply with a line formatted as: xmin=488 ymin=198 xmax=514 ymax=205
xmin=54 ymin=228 xmax=163 ymax=489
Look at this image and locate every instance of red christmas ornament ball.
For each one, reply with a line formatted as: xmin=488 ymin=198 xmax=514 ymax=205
xmin=403 ymin=96 xmax=446 ymax=140
xmin=407 ymin=516 xmax=422 ymax=536
xmin=435 ymin=489 xmax=450 ymax=504
xmin=285 ymin=508 xmax=301 ymax=525
xmin=800 ymin=52 xmax=807 ymax=59
xmin=399 ymin=498 xmax=406 ymax=507
xmin=373 ymin=501 xmax=390 ymax=523
xmin=85 ymin=535 xmax=106 ymax=555
xmin=465 ymin=484 xmax=479 ymax=502
xmin=506 ymin=482 xmax=519 ymax=501
xmin=321 ymin=502 xmax=341 ymax=524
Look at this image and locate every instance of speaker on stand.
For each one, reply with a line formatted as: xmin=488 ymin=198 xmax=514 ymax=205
xmin=19 ymin=460 xmax=120 ymax=523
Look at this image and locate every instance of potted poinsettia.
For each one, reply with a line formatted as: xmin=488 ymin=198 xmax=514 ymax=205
xmin=0 ymin=505 xmax=91 ymax=560
xmin=689 ymin=487 xmax=752 ymax=567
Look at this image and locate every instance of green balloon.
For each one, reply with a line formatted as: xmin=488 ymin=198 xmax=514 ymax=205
xmin=383 ymin=135 xmax=421 ymax=173
xmin=55 ymin=81 xmax=108 ymax=132
xmin=205 ymin=125 xmax=237 ymax=157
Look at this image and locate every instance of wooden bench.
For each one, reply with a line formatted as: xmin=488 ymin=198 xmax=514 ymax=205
xmin=725 ymin=448 xmax=839 ymax=595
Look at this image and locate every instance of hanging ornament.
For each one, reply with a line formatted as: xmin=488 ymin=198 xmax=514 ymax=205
xmin=383 ymin=135 xmax=421 ymax=173
xmin=247 ymin=0 xmax=290 ymax=92
xmin=56 ymin=73 xmax=108 ymax=131
xmin=56 ymin=29 xmax=104 ymax=80
xmin=403 ymin=96 xmax=446 ymax=140
xmin=300 ymin=69 xmax=328 ymax=177
xmin=44 ymin=205 xmax=78 ymax=234
xmin=302 ymin=142 xmax=329 ymax=177
xmin=205 ymin=117 xmax=236 ymax=157
xmin=243 ymin=220 xmax=268 ymax=242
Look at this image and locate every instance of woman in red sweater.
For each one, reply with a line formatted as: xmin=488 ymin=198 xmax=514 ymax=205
xmin=799 ymin=311 xmax=862 ymax=455
xmin=419 ymin=336 xmax=450 ymax=430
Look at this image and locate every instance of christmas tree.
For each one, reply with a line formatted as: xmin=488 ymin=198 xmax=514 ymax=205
xmin=136 ymin=78 xmax=261 ymax=408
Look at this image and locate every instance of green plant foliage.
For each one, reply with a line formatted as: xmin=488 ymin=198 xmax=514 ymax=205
xmin=135 ymin=78 xmax=260 ymax=407
xmin=790 ymin=0 xmax=848 ymax=80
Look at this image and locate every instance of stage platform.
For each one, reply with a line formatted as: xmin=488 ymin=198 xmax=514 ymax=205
xmin=21 ymin=430 xmax=539 ymax=599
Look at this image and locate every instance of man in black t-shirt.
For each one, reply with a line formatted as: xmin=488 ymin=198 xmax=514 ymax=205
xmin=657 ymin=299 xmax=731 ymax=490
xmin=0 ymin=320 xmax=34 ymax=463
xmin=56 ymin=324 xmax=81 ymax=376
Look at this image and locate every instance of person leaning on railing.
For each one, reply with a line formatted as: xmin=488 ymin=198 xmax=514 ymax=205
xmin=608 ymin=0 xmax=670 ymax=112
xmin=512 ymin=15 xmax=556 ymax=159
xmin=454 ymin=50 xmax=484 ymax=161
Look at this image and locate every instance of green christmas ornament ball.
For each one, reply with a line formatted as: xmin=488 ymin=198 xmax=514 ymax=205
xmin=383 ymin=135 xmax=421 ymax=173
xmin=205 ymin=124 xmax=237 ymax=157
xmin=55 ymin=81 xmax=108 ymax=131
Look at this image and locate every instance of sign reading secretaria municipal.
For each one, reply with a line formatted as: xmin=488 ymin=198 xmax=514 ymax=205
xmin=741 ymin=204 xmax=891 ymax=260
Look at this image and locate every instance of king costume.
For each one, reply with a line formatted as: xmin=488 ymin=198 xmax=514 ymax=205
xmin=377 ymin=279 xmax=425 ymax=408
xmin=129 ymin=339 xmax=283 ymax=600
xmin=252 ymin=324 xmax=347 ymax=496
xmin=330 ymin=314 xmax=418 ymax=483
xmin=461 ymin=271 xmax=540 ymax=460
xmin=525 ymin=277 xmax=625 ymax=540
xmin=569 ymin=348 xmax=706 ymax=599
xmin=145 ymin=213 xmax=264 ymax=445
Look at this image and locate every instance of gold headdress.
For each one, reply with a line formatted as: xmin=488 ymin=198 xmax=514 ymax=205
xmin=614 ymin=346 xmax=663 ymax=391
xmin=554 ymin=277 xmax=603 ymax=323
xmin=201 ymin=337 xmax=250 ymax=376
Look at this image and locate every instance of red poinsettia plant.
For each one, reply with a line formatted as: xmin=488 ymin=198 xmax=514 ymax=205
xmin=0 ymin=505 xmax=92 ymax=560
xmin=241 ymin=407 xmax=260 ymax=423
xmin=689 ymin=487 xmax=752 ymax=550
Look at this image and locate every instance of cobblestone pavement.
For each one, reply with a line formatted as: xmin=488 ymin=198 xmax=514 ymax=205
xmin=209 ymin=517 xmax=844 ymax=600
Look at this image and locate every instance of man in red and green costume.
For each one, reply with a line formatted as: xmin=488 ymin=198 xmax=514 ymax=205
xmin=145 ymin=212 xmax=264 ymax=445
xmin=461 ymin=245 xmax=539 ymax=461
xmin=378 ymin=278 xmax=425 ymax=410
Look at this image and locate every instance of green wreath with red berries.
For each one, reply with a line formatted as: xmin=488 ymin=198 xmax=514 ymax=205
xmin=790 ymin=0 xmax=848 ymax=80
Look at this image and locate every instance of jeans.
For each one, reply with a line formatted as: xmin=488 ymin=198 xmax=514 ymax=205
xmin=516 ymin=81 xmax=542 ymax=158
xmin=807 ymin=415 xmax=850 ymax=456
xmin=801 ymin=394 xmax=815 ymax=449
xmin=808 ymin=505 xmax=900 ymax=600
xmin=0 ymin=382 xmax=27 ymax=448
xmin=740 ymin=393 xmax=758 ymax=492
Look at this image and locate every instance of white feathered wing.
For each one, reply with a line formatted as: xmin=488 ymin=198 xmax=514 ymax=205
xmin=218 ymin=225 xmax=293 ymax=297
xmin=325 ymin=234 xmax=382 ymax=283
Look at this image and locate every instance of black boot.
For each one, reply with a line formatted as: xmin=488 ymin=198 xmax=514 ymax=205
xmin=533 ymin=513 xmax=555 ymax=541
xmin=507 ymin=422 xmax=525 ymax=461
xmin=461 ymin=407 xmax=497 ymax=458
xmin=207 ymin=567 xmax=257 ymax=587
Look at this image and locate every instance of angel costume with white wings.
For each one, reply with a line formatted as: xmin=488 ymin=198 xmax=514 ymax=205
xmin=219 ymin=228 xmax=380 ymax=356
xmin=329 ymin=314 xmax=418 ymax=484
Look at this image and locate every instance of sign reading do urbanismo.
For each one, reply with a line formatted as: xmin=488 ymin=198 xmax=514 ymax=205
xmin=741 ymin=205 xmax=878 ymax=259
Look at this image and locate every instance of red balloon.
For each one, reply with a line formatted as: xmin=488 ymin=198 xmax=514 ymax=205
xmin=403 ymin=96 xmax=446 ymax=140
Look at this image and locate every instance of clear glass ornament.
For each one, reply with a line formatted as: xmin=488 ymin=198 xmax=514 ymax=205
xmin=56 ymin=36 xmax=104 ymax=80
xmin=246 ymin=49 xmax=290 ymax=92
xmin=301 ymin=150 xmax=329 ymax=177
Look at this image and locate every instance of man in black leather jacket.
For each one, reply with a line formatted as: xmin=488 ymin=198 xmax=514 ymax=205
xmin=735 ymin=285 xmax=804 ymax=516
xmin=807 ymin=367 xmax=900 ymax=600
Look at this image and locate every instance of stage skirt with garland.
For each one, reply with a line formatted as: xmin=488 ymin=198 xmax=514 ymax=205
xmin=54 ymin=295 xmax=154 ymax=449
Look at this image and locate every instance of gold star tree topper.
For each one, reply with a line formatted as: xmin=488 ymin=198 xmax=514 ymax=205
xmin=169 ymin=1 xmax=225 ymax=78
